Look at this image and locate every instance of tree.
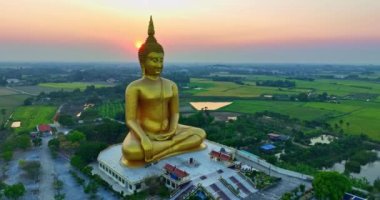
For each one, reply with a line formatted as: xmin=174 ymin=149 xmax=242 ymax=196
xmin=4 ymin=183 xmax=25 ymax=200
xmin=84 ymin=180 xmax=98 ymax=199
xmin=53 ymin=178 xmax=63 ymax=191
xmin=17 ymin=135 xmax=31 ymax=150
xmin=48 ymin=138 xmax=60 ymax=151
xmin=75 ymin=141 xmax=107 ymax=163
xmin=374 ymin=178 xmax=380 ymax=191
xmin=54 ymin=194 xmax=65 ymax=200
xmin=58 ymin=114 xmax=75 ymax=126
xmin=281 ymin=192 xmax=292 ymax=200
xmin=32 ymin=137 xmax=42 ymax=146
xmin=144 ymin=176 xmax=170 ymax=197
xmin=345 ymin=160 xmax=361 ymax=173
xmin=70 ymin=155 xmax=86 ymax=170
xmin=313 ymin=171 xmax=351 ymax=200
xmin=66 ymin=130 xmax=86 ymax=143
xmin=19 ymin=160 xmax=40 ymax=181
xmin=1 ymin=151 xmax=13 ymax=162
xmin=23 ymin=97 xmax=33 ymax=106
xmin=299 ymin=184 xmax=306 ymax=193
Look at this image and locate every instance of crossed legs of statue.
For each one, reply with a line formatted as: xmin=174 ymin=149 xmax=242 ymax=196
xmin=121 ymin=124 xmax=206 ymax=166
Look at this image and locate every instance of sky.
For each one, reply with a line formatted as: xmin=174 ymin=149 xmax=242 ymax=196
xmin=0 ymin=0 xmax=380 ymax=64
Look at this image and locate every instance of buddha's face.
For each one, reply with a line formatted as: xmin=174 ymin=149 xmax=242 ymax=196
xmin=143 ymin=52 xmax=164 ymax=76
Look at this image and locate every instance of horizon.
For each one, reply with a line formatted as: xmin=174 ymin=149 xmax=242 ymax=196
xmin=1 ymin=1 xmax=380 ymax=64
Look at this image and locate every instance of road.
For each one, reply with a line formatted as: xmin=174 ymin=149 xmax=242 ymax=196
xmin=38 ymin=137 xmax=56 ymax=200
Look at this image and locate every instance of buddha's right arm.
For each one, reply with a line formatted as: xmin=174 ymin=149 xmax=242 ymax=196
xmin=125 ymin=85 xmax=148 ymax=141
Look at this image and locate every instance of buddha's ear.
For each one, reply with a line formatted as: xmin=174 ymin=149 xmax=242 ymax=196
xmin=140 ymin=64 xmax=145 ymax=76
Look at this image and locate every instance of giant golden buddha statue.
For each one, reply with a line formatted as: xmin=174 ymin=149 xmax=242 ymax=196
xmin=121 ymin=17 xmax=206 ymax=167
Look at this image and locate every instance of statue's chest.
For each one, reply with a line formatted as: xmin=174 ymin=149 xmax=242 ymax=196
xmin=139 ymin=84 xmax=173 ymax=100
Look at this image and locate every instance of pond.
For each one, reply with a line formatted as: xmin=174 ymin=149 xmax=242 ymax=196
xmin=328 ymin=150 xmax=380 ymax=184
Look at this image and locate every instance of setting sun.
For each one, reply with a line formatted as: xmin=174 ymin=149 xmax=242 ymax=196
xmin=135 ymin=41 xmax=142 ymax=49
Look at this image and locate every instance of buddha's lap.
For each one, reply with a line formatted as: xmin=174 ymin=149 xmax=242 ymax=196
xmin=122 ymin=124 xmax=205 ymax=155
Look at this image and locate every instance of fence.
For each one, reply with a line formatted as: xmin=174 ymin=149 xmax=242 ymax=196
xmin=237 ymin=150 xmax=313 ymax=181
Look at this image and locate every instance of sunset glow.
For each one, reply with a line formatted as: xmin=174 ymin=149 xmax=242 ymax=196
xmin=0 ymin=0 xmax=379 ymax=63
xmin=135 ymin=41 xmax=143 ymax=49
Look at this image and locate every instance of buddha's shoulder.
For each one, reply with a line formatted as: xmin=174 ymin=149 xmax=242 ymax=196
xmin=161 ymin=77 xmax=177 ymax=86
xmin=126 ymin=79 xmax=145 ymax=90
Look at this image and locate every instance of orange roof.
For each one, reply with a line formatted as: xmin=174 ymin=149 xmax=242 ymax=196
xmin=164 ymin=163 xmax=189 ymax=178
xmin=38 ymin=124 xmax=51 ymax=132
xmin=210 ymin=150 xmax=231 ymax=161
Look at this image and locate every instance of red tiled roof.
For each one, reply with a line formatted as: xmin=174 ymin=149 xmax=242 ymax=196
xmin=210 ymin=150 xmax=232 ymax=161
xmin=164 ymin=164 xmax=188 ymax=178
xmin=210 ymin=150 xmax=221 ymax=157
xmin=220 ymin=153 xmax=231 ymax=161
xmin=38 ymin=124 xmax=51 ymax=132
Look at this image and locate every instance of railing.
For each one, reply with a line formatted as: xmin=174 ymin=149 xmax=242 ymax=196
xmin=237 ymin=150 xmax=313 ymax=181
xmin=219 ymin=177 xmax=241 ymax=198
xmin=237 ymin=172 xmax=257 ymax=189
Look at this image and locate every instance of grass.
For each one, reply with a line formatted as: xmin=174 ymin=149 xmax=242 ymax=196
xmin=186 ymin=78 xmax=309 ymax=97
xmin=0 ymin=94 xmax=30 ymax=125
xmin=96 ymin=101 xmax=124 ymax=119
xmin=221 ymin=100 xmax=380 ymax=141
xmin=245 ymin=75 xmax=380 ymax=97
xmin=193 ymin=75 xmax=380 ymax=97
xmin=11 ymin=105 xmax=57 ymax=133
xmin=13 ymin=85 xmax=63 ymax=95
xmin=221 ymin=100 xmax=341 ymax=121
xmin=38 ymin=82 xmax=112 ymax=91
xmin=328 ymin=101 xmax=380 ymax=141
xmin=186 ymin=76 xmax=380 ymax=141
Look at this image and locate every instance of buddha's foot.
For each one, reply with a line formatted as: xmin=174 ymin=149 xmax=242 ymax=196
xmin=151 ymin=142 xmax=207 ymax=163
xmin=120 ymin=143 xmax=207 ymax=168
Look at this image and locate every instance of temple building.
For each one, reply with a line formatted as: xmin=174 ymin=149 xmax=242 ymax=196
xmin=93 ymin=140 xmax=259 ymax=198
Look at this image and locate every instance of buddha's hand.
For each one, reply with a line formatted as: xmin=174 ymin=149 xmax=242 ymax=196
xmin=141 ymin=137 xmax=153 ymax=161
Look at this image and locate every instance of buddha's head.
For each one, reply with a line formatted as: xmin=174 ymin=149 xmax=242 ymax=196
xmin=138 ymin=16 xmax=164 ymax=76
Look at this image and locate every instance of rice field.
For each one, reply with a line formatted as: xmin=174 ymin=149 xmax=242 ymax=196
xmin=0 ymin=87 xmax=19 ymax=96
xmin=186 ymin=78 xmax=308 ymax=97
xmin=189 ymin=75 xmax=380 ymax=97
xmin=0 ymin=92 xmax=30 ymax=125
xmin=221 ymin=100 xmax=380 ymax=141
xmin=38 ymin=82 xmax=112 ymax=91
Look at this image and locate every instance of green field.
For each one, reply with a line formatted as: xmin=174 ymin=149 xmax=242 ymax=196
xmin=0 ymin=94 xmax=30 ymax=125
xmin=221 ymin=100 xmax=380 ymax=141
xmin=192 ymin=75 xmax=380 ymax=98
xmin=13 ymin=85 xmax=64 ymax=95
xmin=186 ymin=78 xmax=308 ymax=97
xmin=97 ymin=101 xmax=124 ymax=119
xmin=221 ymin=100 xmax=342 ymax=121
xmin=38 ymin=82 xmax=112 ymax=91
xmin=11 ymin=105 xmax=57 ymax=133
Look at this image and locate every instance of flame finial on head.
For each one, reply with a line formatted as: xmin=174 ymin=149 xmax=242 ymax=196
xmin=145 ymin=15 xmax=157 ymax=43
xmin=148 ymin=16 xmax=155 ymax=36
